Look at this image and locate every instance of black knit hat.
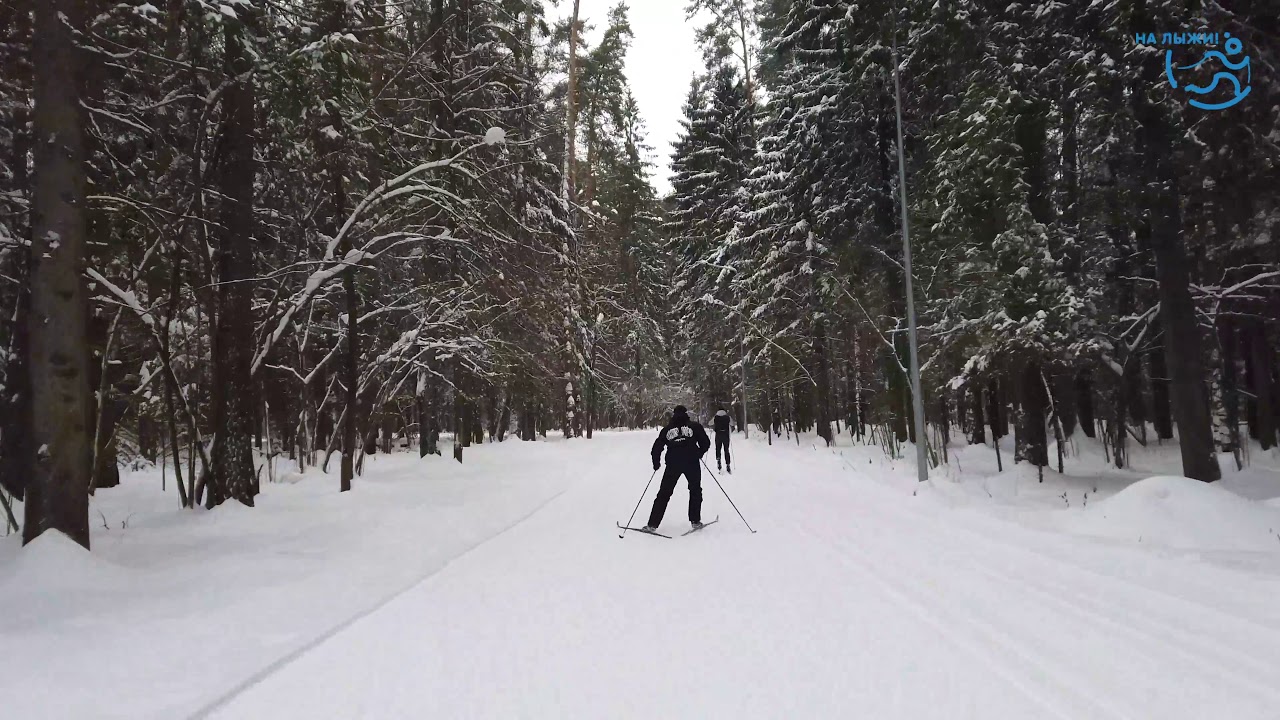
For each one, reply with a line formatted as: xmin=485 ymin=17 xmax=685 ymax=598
xmin=673 ymin=405 xmax=689 ymax=416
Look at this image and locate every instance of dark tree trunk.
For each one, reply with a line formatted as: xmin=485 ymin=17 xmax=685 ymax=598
xmin=87 ymin=311 xmax=120 ymax=491
xmin=453 ymin=365 xmax=466 ymax=462
xmin=425 ymin=368 xmax=440 ymax=455
xmin=1076 ymin=371 xmax=1096 ymax=438
xmin=939 ymin=395 xmax=950 ymax=460
xmin=1132 ymin=12 xmax=1219 ymax=481
xmin=417 ymin=371 xmax=429 ymax=457
xmin=207 ymin=6 xmax=258 ymax=508
xmin=1123 ymin=355 xmax=1146 ymax=440
xmin=986 ymin=378 xmax=1004 ymax=439
xmin=1217 ymin=317 xmax=1242 ymax=456
xmin=1018 ymin=360 xmax=1049 ymax=470
xmin=813 ymin=317 xmax=833 ymax=446
xmin=970 ymin=384 xmax=986 ymax=444
xmin=1151 ymin=232 xmax=1219 ymax=480
xmin=497 ymin=392 xmax=511 ymax=442
xmin=137 ymin=414 xmax=155 ymax=463
xmin=322 ymin=0 xmax=356 ymax=492
xmin=1 ymin=3 xmax=32 ymax=503
xmin=1149 ymin=322 xmax=1174 ymax=440
xmin=1054 ymin=372 xmax=1078 ymax=438
xmin=989 ymin=384 xmax=1003 ymax=472
xmin=1244 ymin=320 xmax=1276 ymax=450
xmin=520 ymin=398 xmax=531 ymax=441
xmin=25 ymin=0 xmax=92 ymax=547
xmin=486 ymin=387 xmax=499 ymax=442
xmin=0 ymin=266 xmax=31 ymax=501
xmin=163 ymin=379 xmax=188 ymax=507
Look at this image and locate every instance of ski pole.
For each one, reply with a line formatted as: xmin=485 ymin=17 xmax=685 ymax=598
xmin=701 ymin=459 xmax=756 ymax=533
xmin=619 ymin=468 xmax=659 ymax=538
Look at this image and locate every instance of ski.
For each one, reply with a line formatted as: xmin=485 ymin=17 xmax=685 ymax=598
xmin=681 ymin=516 xmax=720 ymax=536
xmin=617 ymin=523 xmax=672 ymax=539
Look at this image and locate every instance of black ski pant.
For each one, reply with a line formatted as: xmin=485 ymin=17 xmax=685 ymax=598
xmin=647 ymin=461 xmax=702 ymax=528
xmin=714 ymin=431 xmax=731 ymax=468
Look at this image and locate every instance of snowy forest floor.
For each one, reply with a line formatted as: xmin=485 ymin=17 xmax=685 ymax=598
xmin=4 ymin=430 xmax=1280 ymax=719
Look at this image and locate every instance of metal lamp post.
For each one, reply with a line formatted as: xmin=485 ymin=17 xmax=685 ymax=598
xmin=892 ymin=34 xmax=929 ymax=483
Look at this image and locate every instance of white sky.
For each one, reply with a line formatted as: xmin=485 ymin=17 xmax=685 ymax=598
xmin=553 ymin=0 xmax=702 ymax=196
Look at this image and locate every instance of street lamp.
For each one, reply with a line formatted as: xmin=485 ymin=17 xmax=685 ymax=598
xmin=892 ymin=33 xmax=929 ymax=483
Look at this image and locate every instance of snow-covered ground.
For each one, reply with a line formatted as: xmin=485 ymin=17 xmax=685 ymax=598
xmin=4 ymin=429 xmax=1280 ymax=719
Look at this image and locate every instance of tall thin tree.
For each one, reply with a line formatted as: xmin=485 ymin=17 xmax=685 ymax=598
xmin=25 ymin=0 xmax=92 ymax=547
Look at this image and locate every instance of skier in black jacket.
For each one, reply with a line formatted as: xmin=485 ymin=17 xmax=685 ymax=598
xmin=712 ymin=407 xmax=732 ymax=473
xmin=643 ymin=405 xmax=711 ymax=532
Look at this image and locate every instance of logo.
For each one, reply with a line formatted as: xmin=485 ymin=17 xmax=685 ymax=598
xmin=1166 ymin=34 xmax=1251 ymax=110
xmin=666 ymin=426 xmax=693 ymax=443
xmin=1135 ymin=31 xmax=1252 ymax=111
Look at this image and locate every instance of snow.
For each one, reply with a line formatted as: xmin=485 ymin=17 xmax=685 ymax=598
xmin=1 ymin=532 xmax=111 ymax=591
xmin=483 ymin=126 xmax=507 ymax=146
xmin=4 ymin=431 xmax=1280 ymax=719
xmin=1059 ymin=475 xmax=1280 ymax=552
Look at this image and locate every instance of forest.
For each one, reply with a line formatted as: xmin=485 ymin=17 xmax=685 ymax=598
xmin=2 ymin=0 xmax=1277 ymax=549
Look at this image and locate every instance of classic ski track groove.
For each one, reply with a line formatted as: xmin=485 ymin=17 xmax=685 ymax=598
xmin=934 ymin=530 xmax=1280 ymax=704
xmin=184 ymin=488 xmax=571 ymax=720
xmin=838 ymin=511 xmax=1277 ymax=717
xmin=791 ymin=522 xmax=1114 ymax=720
xmin=806 ymin=473 xmax=1280 ymax=716
xmin=179 ymin=436 xmax=1280 ymax=719
xmin=837 ymin=450 xmax=1280 ymax=635
xmin=866 ymin=478 xmax=1280 ymax=646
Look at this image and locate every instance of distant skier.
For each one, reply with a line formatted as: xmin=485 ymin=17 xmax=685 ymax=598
xmin=712 ymin=407 xmax=732 ymax=473
xmin=643 ymin=405 xmax=711 ymax=532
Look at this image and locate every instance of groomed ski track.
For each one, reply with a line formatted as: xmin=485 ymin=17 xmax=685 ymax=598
xmin=207 ymin=431 xmax=1280 ymax=719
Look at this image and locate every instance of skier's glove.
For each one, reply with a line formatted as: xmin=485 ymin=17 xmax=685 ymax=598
xmin=653 ymin=460 xmax=660 ymax=471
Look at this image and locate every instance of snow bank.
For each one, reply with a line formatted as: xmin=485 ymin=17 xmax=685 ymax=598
xmin=1061 ymin=475 xmax=1280 ymax=552
xmin=0 ymin=440 xmax=575 ymax=720
xmin=0 ymin=531 xmax=117 ymax=591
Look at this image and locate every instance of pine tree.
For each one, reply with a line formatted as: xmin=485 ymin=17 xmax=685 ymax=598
xmin=25 ymin=0 xmax=92 ymax=547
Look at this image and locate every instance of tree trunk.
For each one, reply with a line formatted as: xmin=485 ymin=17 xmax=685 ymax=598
xmin=1244 ymin=319 xmax=1276 ymax=450
xmin=1122 ymin=354 xmax=1146 ymax=441
xmin=207 ymin=5 xmax=258 ymax=508
xmin=1152 ymin=231 xmax=1219 ymax=481
xmin=417 ymin=370 xmax=429 ymax=457
xmin=563 ymin=0 xmax=581 ymax=203
xmin=1018 ymin=359 xmax=1048 ymax=470
xmin=497 ymin=392 xmax=511 ymax=442
xmin=1149 ymin=322 xmax=1174 ymax=440
xmin=453 ymin=365 xmax=466 ymax=463
xmin=986 ymin=378 xmax=1004 ymax=439
xmin=25 ymin=0 xmax=93 ymax=547
xmin=1132 ymin=12 xmax=1219 ymax=481
xmin=162 ymin=377 xmax=188 ymax=507
xmin=1 ymin=2 xmax=32 ymax=503
xmin=970 ymin=384 xmax=986 ymax=444
xmin=813 ymin=317 xmax=833 ymax=446
xmin=1054 ymin=371 xmax=1078 ymax=438
xmin=0 ymin=266 xmax=31 ymax=501
xmin=1216 ymin=317 xmax=1242 ymax=467
xmin=1076 ymin=371 xmax=1096 ymax=438
xmin=87 ymin=310 xmax=121 ymax=491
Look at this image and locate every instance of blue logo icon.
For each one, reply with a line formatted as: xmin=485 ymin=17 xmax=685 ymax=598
xmin=1165 ymin=33 xmax=1251 ymax=111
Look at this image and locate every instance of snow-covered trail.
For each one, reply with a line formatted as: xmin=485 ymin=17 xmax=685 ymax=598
xmin=205 ymin=431 xmax=1280 ymax=720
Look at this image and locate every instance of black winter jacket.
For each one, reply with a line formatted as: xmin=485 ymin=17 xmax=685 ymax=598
xmin=712 ymin=410 xmax=731 ymax=434
xmin=651 ymin=413 xmax=711 ymax=468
